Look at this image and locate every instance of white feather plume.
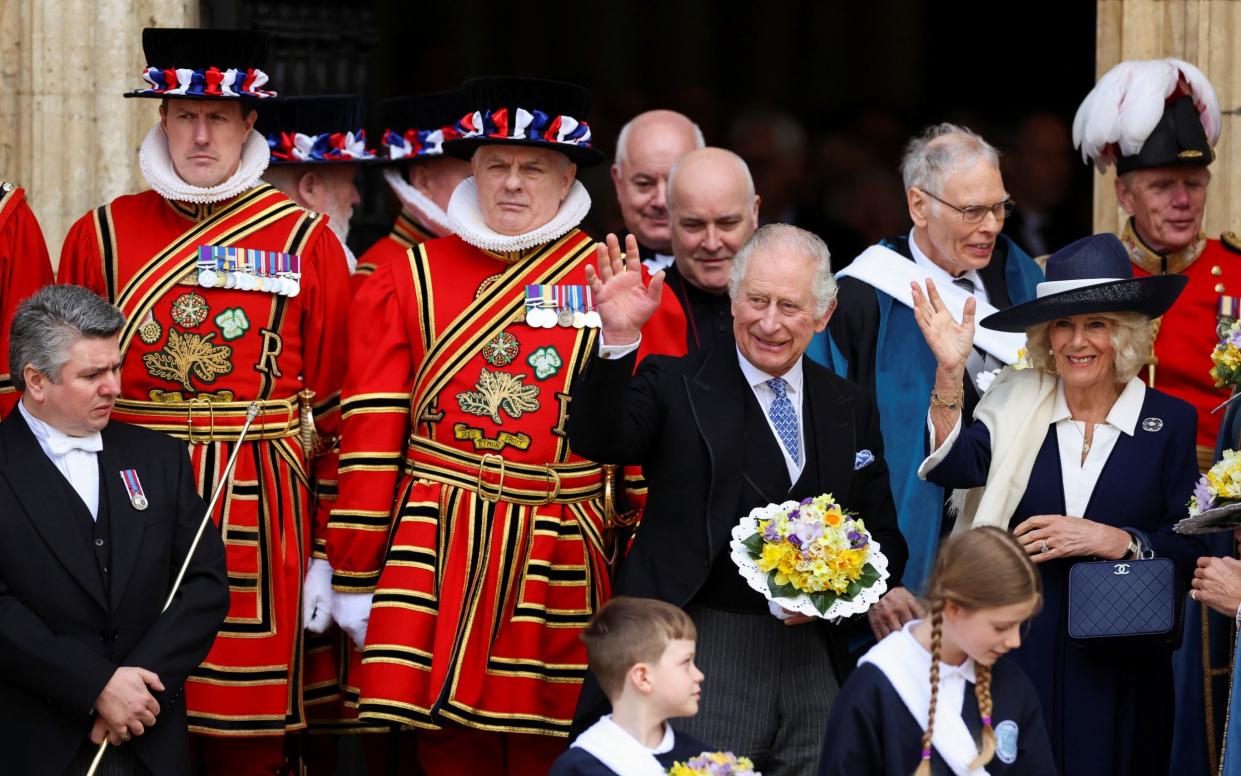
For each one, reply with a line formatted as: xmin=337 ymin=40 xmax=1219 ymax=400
xmin=1072 ymin=58 xmax=1220 ymax=172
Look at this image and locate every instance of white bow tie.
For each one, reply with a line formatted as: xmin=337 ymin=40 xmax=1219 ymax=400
xmin=46 ymin=432 xmax=103 ymax=456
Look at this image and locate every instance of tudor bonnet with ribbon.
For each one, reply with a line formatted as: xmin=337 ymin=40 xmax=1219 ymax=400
xmin=442 ymin=76 xmax=605 ymax=167
xmin=125 ymin=27 xmax=279 ymax=101
xmin=255 ymin=94 xmax=381 ymax=165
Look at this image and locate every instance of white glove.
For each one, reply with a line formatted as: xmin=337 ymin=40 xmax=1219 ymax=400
xmin=302 ymin=558 xmax=336 ymax=634
xmin=333 ymin=590 xmax=374 ymax=649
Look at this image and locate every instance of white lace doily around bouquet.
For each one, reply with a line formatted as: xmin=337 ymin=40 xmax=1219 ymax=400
xmin=729 ymin=514 xmax=889 ymax=622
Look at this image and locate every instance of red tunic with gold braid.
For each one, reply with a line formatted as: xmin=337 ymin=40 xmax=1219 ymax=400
xmin=328 ymin=228 xmax=682 ymax=735
xmin=351 ymin=210 xmax=436 ymax=298
xmin=1121 ymin=220 xmax=1238 ymax=470
xmin=58 ymin=185 xmax=350 ymax=735
xmin=0 ymin=183 xmax=54 ymax=417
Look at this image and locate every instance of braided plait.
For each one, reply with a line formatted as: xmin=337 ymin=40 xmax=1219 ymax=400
xmin=913 ymin=599 xmax=946 ymax=776
xmin=970 ymin=663 xmax=996 ymax=767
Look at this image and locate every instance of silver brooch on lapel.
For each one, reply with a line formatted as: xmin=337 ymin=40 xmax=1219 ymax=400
xmin=1141 ymin=417 xmax=1164 ymax=432
xmin=120 ymin=469 xmax=149 ymax=510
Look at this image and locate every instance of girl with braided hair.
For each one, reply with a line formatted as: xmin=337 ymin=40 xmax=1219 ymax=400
xmin=819 ymin=528 xmax=1052 ymax=775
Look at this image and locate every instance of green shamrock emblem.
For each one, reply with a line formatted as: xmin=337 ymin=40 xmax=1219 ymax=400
xmin=214 ymin=308 xmax=251 ymax=341
xmin=527 ymin=346 xmax=563 ymax=380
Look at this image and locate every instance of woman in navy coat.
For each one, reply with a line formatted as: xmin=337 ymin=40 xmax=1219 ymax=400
xmin=912 ymin=234 xmax=1207 ymax=775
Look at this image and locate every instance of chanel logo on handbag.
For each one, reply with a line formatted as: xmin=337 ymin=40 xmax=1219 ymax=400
xmin=1067 ymin=528 xmax=1180 ymax=652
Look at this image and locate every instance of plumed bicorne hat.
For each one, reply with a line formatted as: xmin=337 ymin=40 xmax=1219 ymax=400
xmin=442 ymin=76 xmax=604 ymax=167
xmin=380 ymin=90 xmax=468 ymax=162
xmin=981 ymin=233 xmax=1187 ymax=332
xmin=124 ymin=28 xmax=278 ymax=101
xmin=254 ymin=95 xmax=381 ymax=165
xmin=1073 ymin=58 xmax=1220 ymax=174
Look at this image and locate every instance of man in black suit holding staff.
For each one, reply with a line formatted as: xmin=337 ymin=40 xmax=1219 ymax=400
xmin=568 ymin=226 xmax=907 ymax=774
xmin=0 ymin=285 xmax=229 ymax=775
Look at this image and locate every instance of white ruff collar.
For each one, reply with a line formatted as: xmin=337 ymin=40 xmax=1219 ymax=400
xmin=139 ymin=124 xmax=270 ymax=204
xmin=383 ymin=168 xmax=453 ymax=238
xmin=447 ymin=177 xmax=591 ymax=253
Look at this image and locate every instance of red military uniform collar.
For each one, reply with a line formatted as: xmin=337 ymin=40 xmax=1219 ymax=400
xmin=1121 ymin=218 xmax=1207 ymax=275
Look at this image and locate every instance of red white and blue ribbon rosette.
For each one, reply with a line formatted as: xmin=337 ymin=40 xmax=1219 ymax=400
xmin=268 ymin=130 xmax=377 ymax=163
xmin=134 ymin=66 xmax=277 ymax=99
xmin=456 ymin=107 xmax=593 ymax=150
xmin=382 ymin=126 xmax=461 ymax=159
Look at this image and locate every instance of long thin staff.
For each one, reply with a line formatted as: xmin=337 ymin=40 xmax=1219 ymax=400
xmin=86 ymin=401 xmax=262 ymax=776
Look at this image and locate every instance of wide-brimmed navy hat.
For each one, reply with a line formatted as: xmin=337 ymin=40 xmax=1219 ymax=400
xmin=379 ymin=91 xmax=467 ymax=162
xmin=981 ymin=233 xmax=1187 ymax=332
xmin=124 ymin=28 xmax=278 ymax=101
xmin=442 ymin=76 xmax=604 ymax=167
xmin=255 ymin=95 xmax=381 ymax=165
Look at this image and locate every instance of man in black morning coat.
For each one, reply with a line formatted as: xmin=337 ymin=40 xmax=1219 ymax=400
xmin=567 ymin=226 xmax=907 ymax=774
xmin=0 ymin=285 xmax=228 ymax=775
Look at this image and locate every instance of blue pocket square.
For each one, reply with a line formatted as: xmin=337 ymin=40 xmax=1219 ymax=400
xmin=854 ymin=449 xmax=874 ymax=470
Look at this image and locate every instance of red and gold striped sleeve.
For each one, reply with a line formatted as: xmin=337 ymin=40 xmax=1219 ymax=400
xmin=327 ymin=256 xmax=417 ymax=591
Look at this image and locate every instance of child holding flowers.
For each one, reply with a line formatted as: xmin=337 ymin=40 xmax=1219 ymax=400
xmin=552 ymin=597 xmax=739 ymax=776
xmin=818 ymin=528 xmax=1053 ymax=775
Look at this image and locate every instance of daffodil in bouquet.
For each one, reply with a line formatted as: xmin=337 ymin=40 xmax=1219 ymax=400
xmin=729 ymin=493 xmax=889 ymax=620
xmin=668 ymin=751 xmax=759 ymax=776
xmin=1189 ymin=449 xmax=1241 ymax=516
xmin=1210 ymin=320 xmax=1241 ymax=391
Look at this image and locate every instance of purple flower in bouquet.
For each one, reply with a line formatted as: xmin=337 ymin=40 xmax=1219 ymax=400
xmin=762 ymin=521 xmax=782 ymax=542
xmin=1193 ymin=477 xmax=1216 ymax=513
xmin=847 ymin=529 xmax=869 ymax=550
xmin=791 ymin=517 xmax=824 ymax=546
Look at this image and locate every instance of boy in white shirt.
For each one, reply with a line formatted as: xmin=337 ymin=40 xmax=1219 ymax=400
xmin=553 ymin=597 xmax=710 ymax=775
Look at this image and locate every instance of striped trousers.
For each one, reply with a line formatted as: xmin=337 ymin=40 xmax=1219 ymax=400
xmin=671 ymin=604 xmax=839 ymax=776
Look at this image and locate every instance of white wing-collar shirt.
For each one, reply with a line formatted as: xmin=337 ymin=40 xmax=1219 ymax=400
xmin=18 ymin=399 xmax=103 ymax=520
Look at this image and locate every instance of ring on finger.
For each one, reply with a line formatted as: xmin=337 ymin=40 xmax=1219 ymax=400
xmin=120 ymin=731 xmax=131 ymax=742
xmin=1040 ymin=539 xmax=1050 ymax=554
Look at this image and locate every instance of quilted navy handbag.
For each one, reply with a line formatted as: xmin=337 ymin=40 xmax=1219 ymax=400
xmin=1066 ymin=529 xmax=1182 ymax=652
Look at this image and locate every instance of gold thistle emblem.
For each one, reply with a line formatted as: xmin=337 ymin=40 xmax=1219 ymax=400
xmin=143 ymin=328 xmax=234 ymax=391
xmin=456 ymin=368 xmax=540 ymax=424
xmin=171 ymin=292 xmax=210 ymax=328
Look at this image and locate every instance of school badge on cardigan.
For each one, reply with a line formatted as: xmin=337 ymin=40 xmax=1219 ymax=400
xmin=120 ymin=469 xmax=149 ymax=510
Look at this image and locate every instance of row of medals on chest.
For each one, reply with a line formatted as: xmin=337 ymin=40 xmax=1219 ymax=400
xmin=196 ymin=245 xmax=302 ymax=297
xmin=522 ymin=283 xmax=601 ymax=329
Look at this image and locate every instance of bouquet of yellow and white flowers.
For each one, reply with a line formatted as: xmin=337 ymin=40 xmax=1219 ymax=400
xmin=1176 ymin=450 xmax=1241 ymax=534
xmin=668 ymin=751 xmax=759 ymax=775
xmin=1211 ymin=320 xmax=1241 ymax=392
xmin=1189 ymin=449 xmax=1241 ymax=516
xmin=729 ymin=493 xmax=889 ymax=621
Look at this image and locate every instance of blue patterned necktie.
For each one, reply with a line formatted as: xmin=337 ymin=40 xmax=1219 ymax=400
xmin=766 ymin=377 xmax=800 ymax=465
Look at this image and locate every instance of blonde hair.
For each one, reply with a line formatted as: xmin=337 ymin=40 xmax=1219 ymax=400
xmin=914 ymin=528 xmax=1043 ymax=776
xmin=1024 ymin=311 xmax=1154 ymax=383
xmin=581 ymin=596 xmax=696 ymax=700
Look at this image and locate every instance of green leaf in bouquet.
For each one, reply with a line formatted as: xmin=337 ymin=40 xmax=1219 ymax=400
xmin=859 ymin=563 xmax=880 ymax=586
xmin=768 ymin=575 xmax=799 ymax=600
xmin=742 ymin=532 xmax=765 ymax=559
xmin=845 ymin=580 xmax=861 ymax=598
xmin=809 ymin=591 xmax=836 ymax=615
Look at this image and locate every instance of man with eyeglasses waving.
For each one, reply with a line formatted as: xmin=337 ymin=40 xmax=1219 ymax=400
xmin=808 ymin=123 xmax=1043 ymax=622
